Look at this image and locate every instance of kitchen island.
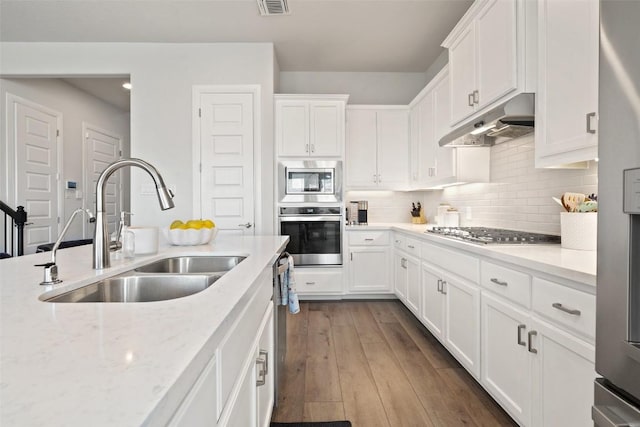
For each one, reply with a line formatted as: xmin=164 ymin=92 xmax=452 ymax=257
xmin=0 ymin=235 xmax=288 ymax=427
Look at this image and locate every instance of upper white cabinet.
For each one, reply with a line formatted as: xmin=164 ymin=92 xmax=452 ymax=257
xmin=275 ymin=95 xmax=349 ymax=158
xmin=409 ymin=67 xmax=490 ymax=189
xmin=535 ymin=0 xmax=599 ymax=168
xmin=346 ymin=106 xmax=409 ymax=190
xmin=443 ymin=0 xmax=535 ymax=126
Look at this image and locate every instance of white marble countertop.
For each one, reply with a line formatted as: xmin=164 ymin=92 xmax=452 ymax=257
xmin=346 ymin=223 xmax=596 ymax=287
xmin=0 ymin=235 xmax=288 ymax=427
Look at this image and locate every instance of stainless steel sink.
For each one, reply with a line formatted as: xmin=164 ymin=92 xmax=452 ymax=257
xmin=134 ymin=256 xmax=246 ymax=274
xmin=45 ymin=274 xmax=220 ymax=303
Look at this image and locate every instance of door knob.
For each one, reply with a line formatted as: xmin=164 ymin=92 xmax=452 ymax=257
xmin=238 ymin=222 xmax=253 ymax=229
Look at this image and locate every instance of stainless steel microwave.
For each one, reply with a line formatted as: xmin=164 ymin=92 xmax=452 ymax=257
xmin=278 ymin=161 xmax=342 ymax=203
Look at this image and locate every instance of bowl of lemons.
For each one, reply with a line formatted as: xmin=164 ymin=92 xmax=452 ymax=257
xmin=167 ymin=219 xmax=218 ymax=246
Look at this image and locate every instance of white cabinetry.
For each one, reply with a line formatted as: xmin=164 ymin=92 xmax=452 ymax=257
xmin=409 ymin=67 xmax=490 ymax=189
xmin=294 ymin=268 xmax=343 ymax=297
xmin=346 ymin=107 xmax=409 ymax=190
xmin=169 ymin=269 xmax=274 ymax=427
xmin=275 ymin=95 xmax=348 ymax=158
xmin=443 ymin=0 xmax=534 ymax=126
xmin=535 ymin=0 xmax=599 ymax=168
xmin=346 ymin=230 xmax=392 ymax=293
xmin=393 ymin=234 xmax=421 ymax=315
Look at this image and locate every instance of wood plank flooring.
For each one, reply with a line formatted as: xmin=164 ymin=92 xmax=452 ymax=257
xmin=272 ymin=301 xmax=517 ymax=427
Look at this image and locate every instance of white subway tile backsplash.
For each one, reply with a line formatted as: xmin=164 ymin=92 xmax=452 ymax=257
xmin=421 ymin=134 xmax=598 ymax=234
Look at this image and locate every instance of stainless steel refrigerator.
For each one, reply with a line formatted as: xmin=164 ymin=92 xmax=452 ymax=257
xmin=594 ymin=0 xmax=640 ymax=424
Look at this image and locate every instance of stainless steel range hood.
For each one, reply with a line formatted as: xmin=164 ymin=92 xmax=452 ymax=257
xmin=439 ymin=93 xmax=535 ymax=147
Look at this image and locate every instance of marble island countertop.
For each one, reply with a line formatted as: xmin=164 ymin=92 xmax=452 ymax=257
xmin=0 ymin=235 xmax=288 ymax=427
xmin=347 ymin=223 xmax=596 ymax=287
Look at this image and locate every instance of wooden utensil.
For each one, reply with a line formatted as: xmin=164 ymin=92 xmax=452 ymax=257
xmin=561 ymin=192 xmax=586 ymax=212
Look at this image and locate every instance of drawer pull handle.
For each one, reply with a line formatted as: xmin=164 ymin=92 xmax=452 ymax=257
xmin=408 ymin=245 xmax=415 ymax=249
xmin=256 ymin=354 xmax=267 ymax=386
xmin=490 ymin=278 xmax=508 ymax=286
xmin=259 ymin=349 xmax=269 ymax=375
xmin=364 ymin=238 xmax=374 ymax=242
xmin=517 ymin=324 xmax=526 ymax=346
xmin=437 ymin=279 xmax=442 ymax=293
xmin=441 ymin=280 xmax=447 ymax=295
xmin=306 ymin=281 xmax=316 ymax=285
xmin=527 ymin=330 xmax=538 ymax=354
xmin=552 ymin=303 xmax=581 ymax=316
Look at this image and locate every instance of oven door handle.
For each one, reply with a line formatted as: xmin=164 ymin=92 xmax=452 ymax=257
xmin=279 ymin=216 xmax=342 ymax=222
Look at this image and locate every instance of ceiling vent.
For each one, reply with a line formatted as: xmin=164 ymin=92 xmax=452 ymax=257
xmin=257 ymin=0 xmax=290 ymax=15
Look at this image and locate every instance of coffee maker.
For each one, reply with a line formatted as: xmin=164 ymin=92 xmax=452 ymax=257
xmin=357 ymin=200 xmax=368 ymax=225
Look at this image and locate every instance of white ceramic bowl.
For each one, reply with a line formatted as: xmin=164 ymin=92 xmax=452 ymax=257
xmin=167 ymin=227 xmax=218 ymax=246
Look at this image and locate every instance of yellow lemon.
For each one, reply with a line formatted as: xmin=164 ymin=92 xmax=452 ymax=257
xmin=177 ymin=223 xmax=188 ymax=230
xmin=203 ymin=219 xmax=215 ymax=229
xmin=186 ymin=219 xmax=204 ymax=230
xmin=170 ymin=220 xmax=184 ymax=230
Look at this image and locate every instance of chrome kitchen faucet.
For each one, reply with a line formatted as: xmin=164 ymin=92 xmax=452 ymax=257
xmin=93 ymin=158 xmax=175 ymax=270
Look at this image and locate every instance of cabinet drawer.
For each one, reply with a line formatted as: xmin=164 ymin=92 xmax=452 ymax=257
xmin=348 ymin=230 xmax=390 ymax=246
xmin=295 ymin=269 xmax=343 ymax=294
xmin=481 ymin=261 xmax=531 ymax=308
xmin=393 ymin=234 xmax=406 ymax=250
xmin=532 ymin=278 xmax=595 ymax=340
xmin=405 ymin=237 xmax=421 ymax=257
xmin=422 ymin=242 xmax=479 ymax=283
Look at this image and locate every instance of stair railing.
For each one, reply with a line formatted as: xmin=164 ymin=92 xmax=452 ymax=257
xmin=0 ymin=200 xmax=27 ymax=257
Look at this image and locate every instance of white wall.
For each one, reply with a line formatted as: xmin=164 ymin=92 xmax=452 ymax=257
xmin=0 ymin=77 xmax=130 ymax=241
xmin=345 ymin=190 xmax=425 ymax=223
xmin=279 ymin=71 xmax=428 ymax=104
xmin=422 ymin=134 xmax=598 ymax=234
xmin=0 ymin=42 xmax=276 ymax=234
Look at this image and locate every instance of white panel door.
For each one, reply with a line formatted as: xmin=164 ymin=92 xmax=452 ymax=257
xmin=443 ymin=274 xmax=481 ymax=378
xmin=277 ymin=101 xmax=309 ymax=157
xmin=345 ymin=109 xmax=378 ymax=188
xmin=376 ymin=109 xmax=409 ymax=189
xmin=14 ymin=100 xmax=61 ymax=254
xmin=530 ymin=316 xmax=596 ymax=427
xmin=309 ymin=101 xmax=341 ymax=157
xmin=476 ymin=0 xmax=518 ymax=109
xmin=420 ymin=264 xmax=445 ymax=340
xmin=199 ymin=92 xmax=254 ymax=235
xmin=84 ymin=125 xmax=121 ymax=237
xmin=348 ymin=247 xmax=391 ymax=292
xmin=481 ymin=292 xmax=531 ymax=426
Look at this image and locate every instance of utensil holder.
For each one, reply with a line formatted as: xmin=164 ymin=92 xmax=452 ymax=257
xmin=560 ymin=212 xmax=597 ymax=251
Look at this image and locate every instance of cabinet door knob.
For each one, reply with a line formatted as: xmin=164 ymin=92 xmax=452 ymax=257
xmin=305 ymin=143 xmax=309 ymax=153
xmin=527 ymin=330 xmax=538 ymax=354
xmin=517 ymin=324 xmax=526 ymax=346
xmin=310 ymin=144 xmax=315 ymax=153
xmin=586 ymin=112 xmax=597 ymax=134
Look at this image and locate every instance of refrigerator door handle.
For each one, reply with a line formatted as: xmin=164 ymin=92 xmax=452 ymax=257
xmin=592 ymin=405 xmax=631 ymax=427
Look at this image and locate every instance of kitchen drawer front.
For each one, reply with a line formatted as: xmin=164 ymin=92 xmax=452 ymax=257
xmin=348 ymin=230 xmax=390 ymax=246
xmin=218 ymin=272 xmax=272 ymax=414
xmin=422 ymin=242 xmax=479 ymax=283
xmin=393 ymin=233 xmax=406 ymax=250
xmin=404 ymin=237 xmax=421 ymax=257
xmin=481 ymin=261 xmax=531 ymax=308
xmin=532 ymin=277 xmax=595 ymax=340
xmin=295 ymin=269 xmax=343 ymax=294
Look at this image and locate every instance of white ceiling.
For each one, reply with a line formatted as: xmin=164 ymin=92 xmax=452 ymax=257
xmin=0 ymin=0 xmax=472 ymax=72
xmin=63 ymin=78 xmax=131 ymax=112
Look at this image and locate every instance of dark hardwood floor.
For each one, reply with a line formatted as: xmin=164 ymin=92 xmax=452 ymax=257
xmin=271 ymin=301 xmax=517 ymax=427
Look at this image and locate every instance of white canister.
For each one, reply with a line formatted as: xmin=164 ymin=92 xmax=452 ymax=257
xmin=443 ymin=211 xmax=460 ymax=227
xmin=128 ymin=226 xmax=159 ymax=255
xmin=560 ymin=212 xmax=597 ymax=251
xmin=436 ymin=204 xmax=451 ymax=226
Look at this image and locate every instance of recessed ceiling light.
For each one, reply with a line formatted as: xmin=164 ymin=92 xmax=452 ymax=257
xmin=122 ymin=82 xmax=132 ymax=90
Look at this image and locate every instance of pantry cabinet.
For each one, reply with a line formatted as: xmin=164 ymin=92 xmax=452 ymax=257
xmin=443 ymin=0 xmax=535 ymax=126
xmin=535 ymin=0 xmax=599 ymax=167
xmin=275 ymin=95 xmax=349 ymax=158
xmin=409 ymin=67 xmax=490 ymax=189
xmin=346 ymin=106 xmax=409 ymax=190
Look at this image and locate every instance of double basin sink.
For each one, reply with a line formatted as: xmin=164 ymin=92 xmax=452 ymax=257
xmin=44 ymin=256 xmax=246 ymax=303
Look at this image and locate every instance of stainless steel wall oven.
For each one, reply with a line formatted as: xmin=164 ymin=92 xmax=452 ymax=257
xmin=278 ymin=206 xmax=342 ymax=266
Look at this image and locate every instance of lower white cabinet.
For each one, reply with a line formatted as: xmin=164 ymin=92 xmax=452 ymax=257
xmin=481 ymin=292 xmax=531 ymax=425
xmin=394 ymin=252 xmax=407 ymax=300
xmin=420 ymin=261 xmax=481 ymax=378
xmin=256 ymin=305 xmax=275 ymax=427
xmin=393 ymin=250 xmax=420 ymax=315
xmin=529 ymin=316 xmax=595 ymax=427
xmin=346 ymin=230 xmax=392 ymax=293
xmin=295 ymin=268 xmax=343 ymax=297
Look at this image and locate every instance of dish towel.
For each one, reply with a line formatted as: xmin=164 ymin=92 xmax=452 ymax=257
xmin=280 ymin=253 xmax=300 ymax=314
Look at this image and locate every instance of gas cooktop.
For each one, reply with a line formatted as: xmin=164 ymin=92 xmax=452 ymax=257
xmin=426 ymin=227 xmax=561 ymax=245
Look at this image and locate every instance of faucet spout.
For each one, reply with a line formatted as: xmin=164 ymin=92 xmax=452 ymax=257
xmin=93 ymin=158 xmax=175 ymax=270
